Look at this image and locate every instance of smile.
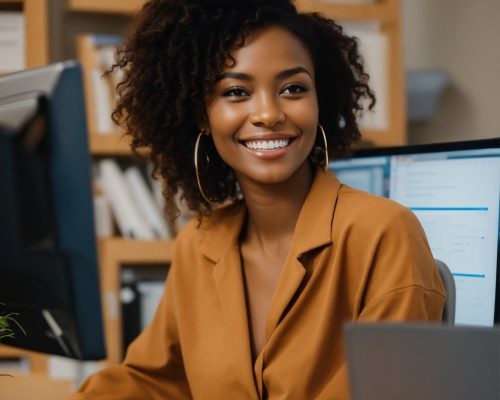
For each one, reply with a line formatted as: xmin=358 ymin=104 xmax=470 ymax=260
xmin=244 ymin=139 xmax=290 ymax=151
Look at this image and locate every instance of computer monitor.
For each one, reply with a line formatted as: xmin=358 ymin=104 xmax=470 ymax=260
xmin=0 ymin=61 xmax=106 ymax=360
xmin=330 ymin=138 xmax=500 ymax=327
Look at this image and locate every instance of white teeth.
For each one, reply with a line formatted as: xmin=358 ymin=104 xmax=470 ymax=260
xmin=245 ymin=139 xmax=289 ymax=150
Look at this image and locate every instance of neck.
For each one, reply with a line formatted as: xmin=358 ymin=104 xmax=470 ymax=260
xmin=237 ymin=163 xmax=315 ymax=246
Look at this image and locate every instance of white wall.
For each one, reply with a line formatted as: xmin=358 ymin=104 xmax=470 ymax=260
xmin=403 ymin=0 xmax=500 ymax=144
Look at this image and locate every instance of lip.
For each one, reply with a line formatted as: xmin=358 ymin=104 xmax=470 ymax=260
xmin=238 ymin=132 xmax=297 ymax=142
xmin=239 ymin=134 xmax=297 ymax=160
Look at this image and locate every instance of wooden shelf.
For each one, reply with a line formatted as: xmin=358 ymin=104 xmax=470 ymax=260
xmin=0 ymin=0 xmax=22 ymax=6
xmin=361 ymin=128 xmax=406 ymax=147
xmin=1 ymin=373 xmax=73 ymax=400
xmin=298 ymin=1 xmax=396 ymax=22
xmin=0 ymin=346 xmax=48 ymax=373
xmin=89 ymin=132 xmax=152 ymax=157
xmin=99 ymin=237 xmax=174 ymax=263
xmin=67 ymin=0 xmax=144 ymax=14
xmin=89 ymin=132 xmax=131 ymax=156
xmin=98 ymin=238 xmax=174 ymax=364
xmin=24 ymin=0 xmax=48 ymax=67
xmin=0 ymin=346 xmax=30 ymax=358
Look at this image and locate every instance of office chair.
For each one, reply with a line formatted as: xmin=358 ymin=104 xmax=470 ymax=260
xmin=435 ymin=259 xmax=456 ymax=325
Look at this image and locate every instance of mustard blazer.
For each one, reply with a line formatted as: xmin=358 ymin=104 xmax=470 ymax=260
xmin=72 ymin=170 xmax=445 ymax=400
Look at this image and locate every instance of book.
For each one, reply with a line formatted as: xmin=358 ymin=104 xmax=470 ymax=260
xmin=147 ymin=162 xmax=180 ymax=238
xmin=344 ymin=25 xmax=389 ymax=131
xmin=120 ymin=281 xmax=141 ymax=354
xmin=81 ymin=34 xmax=124 ymax=134
xmin=89 ymin=67 xmax=115 ymax=133
xmin=123 ymin=166 xmax=171 ymax=239
xmin=93 ymin=192 xmax=114 ymax=238
xmin=136 ymin=280 xmax=165 ymax=329
xmin=0 ymin=11 xmax=25 ymax=73
xmin=121 ymin=266 xmax=168 ymax=351
xmin=99 ymin=45 xmax=124 ymax=92
xmin=98 ymin=159 xmax=155 ymax=239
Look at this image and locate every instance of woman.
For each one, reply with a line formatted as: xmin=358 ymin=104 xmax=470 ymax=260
xmin=72 ymin=0 xmax=445 ymax=398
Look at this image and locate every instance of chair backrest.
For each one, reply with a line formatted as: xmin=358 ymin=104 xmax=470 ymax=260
xmin=435 ymin=259 xmax=456 ymax=325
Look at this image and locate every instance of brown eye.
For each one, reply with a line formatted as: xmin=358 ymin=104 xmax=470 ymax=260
xmin=281 ymin=83 xmax=308 ymax=95
xmin=222 ymin=87 xmax=250 ymax=97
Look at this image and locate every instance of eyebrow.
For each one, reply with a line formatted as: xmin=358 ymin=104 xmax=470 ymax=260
xmin=218 ymin=66 xmax=312 ymax=82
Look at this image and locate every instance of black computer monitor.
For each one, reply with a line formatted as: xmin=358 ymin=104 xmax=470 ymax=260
xmin=0 ymin=61 xmax=106 ymax=360
xmin=330 ymin=138 xmax=500 ymax=327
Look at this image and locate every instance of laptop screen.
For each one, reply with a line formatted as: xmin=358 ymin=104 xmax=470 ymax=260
xmin=330 ymin=138 xmax=500 ymax=327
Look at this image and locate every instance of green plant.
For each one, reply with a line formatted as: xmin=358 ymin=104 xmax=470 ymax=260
xmin=0 ymin=304 xmax=26 ymax=342
xmin=0 ymin=304 xmax=26 ymax=377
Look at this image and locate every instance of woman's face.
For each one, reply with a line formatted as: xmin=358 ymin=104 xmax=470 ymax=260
xmin=205 ymin=25 xmax=319 ymax=186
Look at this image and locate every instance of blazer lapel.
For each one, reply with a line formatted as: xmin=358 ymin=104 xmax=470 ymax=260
xmin=213 ymin=246 xmax=259 ymax=399
xmin=264 ymin=255 xmax=306 ymax=340
xmin=199 ymin=203 xmax=259 ymax=398
xmin=264 ymin=169 xmax=342 ymax=338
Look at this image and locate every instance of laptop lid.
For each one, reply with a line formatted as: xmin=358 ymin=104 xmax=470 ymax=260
xmin=344 ymin=322 xmax=500 ymax=400
xmin=330 ymin=138 xmax=500 ymax=326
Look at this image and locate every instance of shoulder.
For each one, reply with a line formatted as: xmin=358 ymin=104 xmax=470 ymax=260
xmin=176 ymin=201 xmax=243 ymax=241
xmin=334 ymin=184 xmax=421 ymax=236
xmin=331 ymin=185 xmax=445 ymax=301
xmin=173 ymin=201 xmax=244 ymax=260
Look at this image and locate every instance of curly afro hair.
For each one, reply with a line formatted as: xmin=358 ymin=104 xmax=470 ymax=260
xmin=111 ymin=0 xmax=375 ymax=219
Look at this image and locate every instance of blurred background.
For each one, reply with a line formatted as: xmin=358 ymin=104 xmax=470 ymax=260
xmin=0 ymin=0 xmax=498 ymax=398
xmin=403 ymin=0 xmax=499 ymax=145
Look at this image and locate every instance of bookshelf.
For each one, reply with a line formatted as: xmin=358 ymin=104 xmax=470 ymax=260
xmin=75 ymin=0 xmax=406 ymax=155
xmin=76 ymin=34 xmax=124 ymax=154
xmin=98 ymin=238 xmax=174 ymax=364
xmin=0 ymin=0 xmax=48 ymax=74
xmin=76 ymin=33 xmax=153 ymax=156
xmin=297 ymin=0 xmax=406 ymax=146
xmin=76 ymin=23 xmax=174 ymax=365
xmin=67 ymin=0 xmax=143 ymax=15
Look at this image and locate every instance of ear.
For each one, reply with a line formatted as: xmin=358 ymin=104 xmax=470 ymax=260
xmin=197 ymin=121 xmax=209 ymax=134
xmin=195 ymin=107 xmax=210 ymax=133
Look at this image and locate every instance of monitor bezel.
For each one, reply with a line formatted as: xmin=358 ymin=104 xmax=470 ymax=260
xmin=349 ymin=137 xmax=500 ymax=158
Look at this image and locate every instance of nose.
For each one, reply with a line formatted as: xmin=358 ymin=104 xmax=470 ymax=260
xmin=249 ymin=92 xmax=285 ymax=128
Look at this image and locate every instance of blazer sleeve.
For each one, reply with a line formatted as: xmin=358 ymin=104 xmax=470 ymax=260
xmin=316 ymin=206 xmax=446 ymax=400
xmin=358 ymin=205 xmax=446 ymax=321
xmin=70 ymin=262 xmax=192 ymax=400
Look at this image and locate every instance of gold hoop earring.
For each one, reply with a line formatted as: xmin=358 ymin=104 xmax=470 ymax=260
xmin=318 ymin=124 xmax=329 ymax=173
xmin=194 ymin=131 xmax=212 ymax=203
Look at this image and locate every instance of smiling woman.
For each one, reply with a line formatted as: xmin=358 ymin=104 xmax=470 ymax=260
xmin=205 ymin=26 xmax=318 ymax=187
xmin=71 ymin=1 xmax=446 ymax=399
xmin=109 ymin=0 xmax=375 ymax=215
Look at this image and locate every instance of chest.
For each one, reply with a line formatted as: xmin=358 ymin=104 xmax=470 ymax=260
xmin=180 ymin=243 xmax=355 ymax=399
xmin=240 ymin=245 xmax=287 ymax=359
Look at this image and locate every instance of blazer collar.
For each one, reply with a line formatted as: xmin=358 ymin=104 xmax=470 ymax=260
xmin=198 ymin=168 xmax=342 ymax=262
xmin=291 ymin=168 xmax=341 ymax=256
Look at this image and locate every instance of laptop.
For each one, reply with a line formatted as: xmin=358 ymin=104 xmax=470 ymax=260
xmin=344 ymin=323 xmax=500 ymax=400
xmin=330 ymin=138 xmax=500 ymax=327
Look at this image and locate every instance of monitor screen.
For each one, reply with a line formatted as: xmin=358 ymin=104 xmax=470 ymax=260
xmin=330 ymin=138 xmax=500 ymax=327
xmin=0 ymin=61 xmax=106 ymax=360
